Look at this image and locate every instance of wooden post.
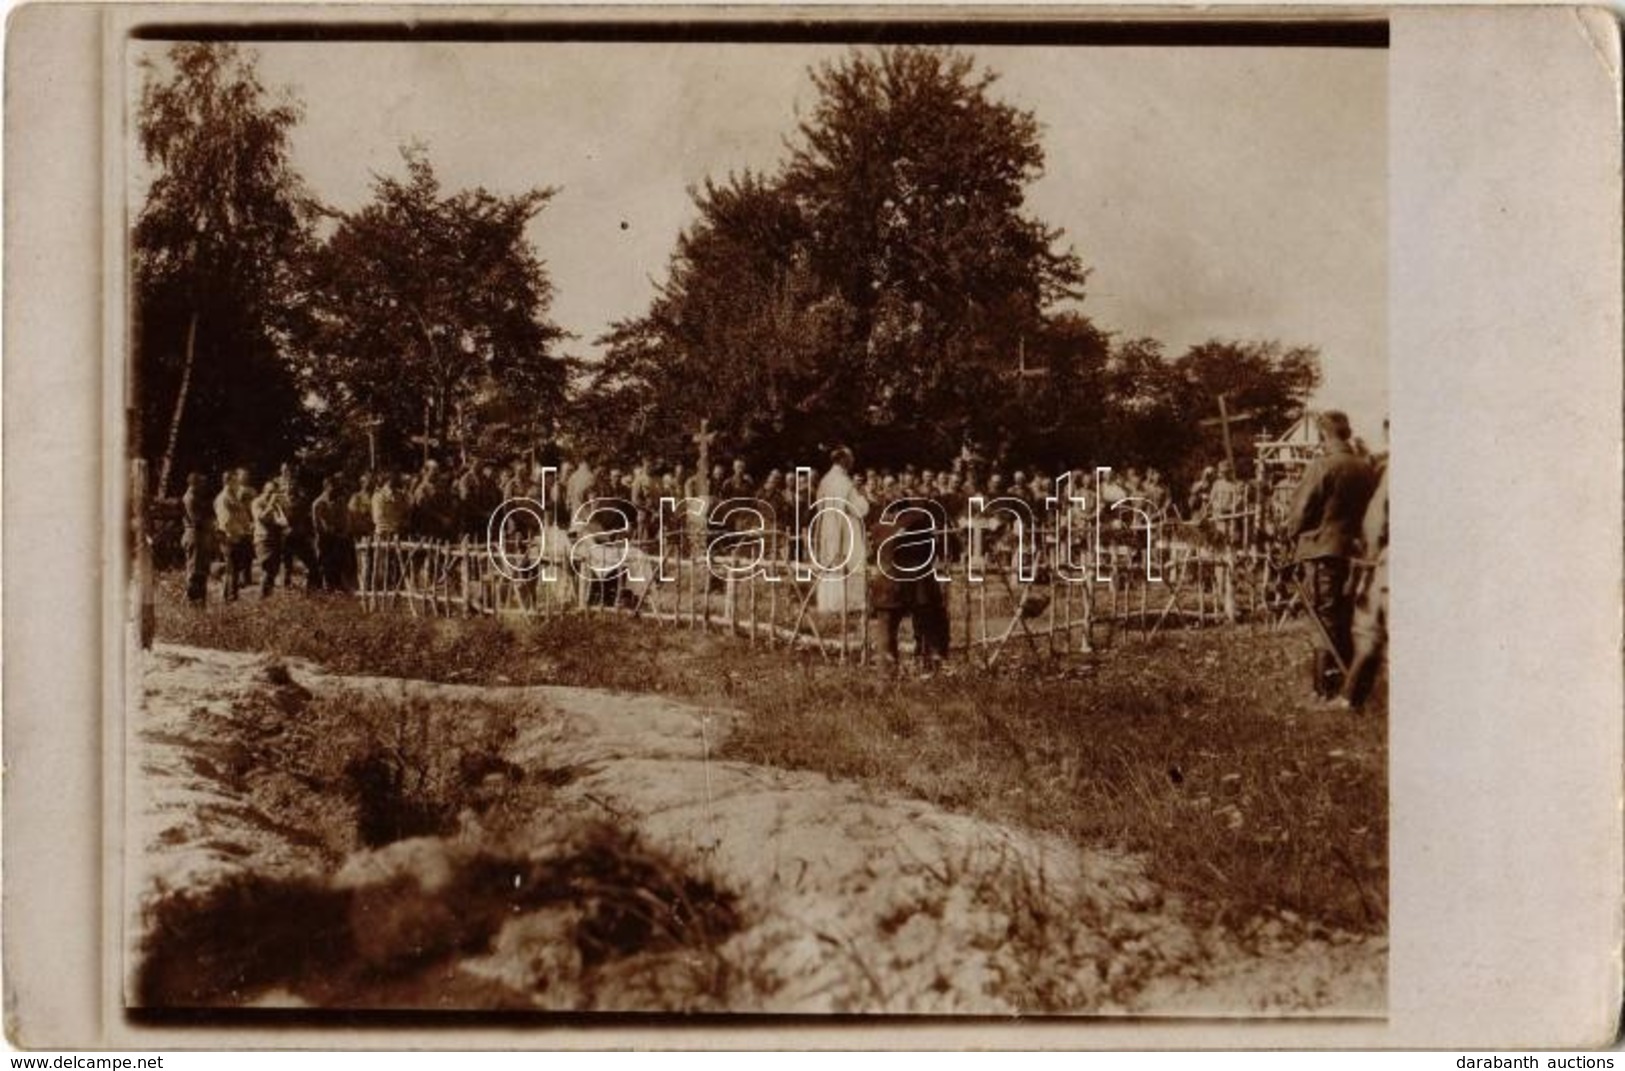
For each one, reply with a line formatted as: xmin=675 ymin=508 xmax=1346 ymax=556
xmin=362 ymin=416 xmax=383 ymax=475
xmin=408 ymin=400 xmax=440 ymax=469
xmin=454 ymin=399 xmax=468 ymax=469
xmin=1223 ymin=546 xmax=1238 ymax=623
xmin=422 ymin=399 xmax=431 ymax=468
xmin=460 ymin=538 xmax=471 ymax=616
xmin=769 ymin=550 xmax=779 ymax=649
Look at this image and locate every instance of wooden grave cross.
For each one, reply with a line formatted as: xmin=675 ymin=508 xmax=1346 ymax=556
xmin=360 ymin=416 xmax=385 ymax=473
xmin=1007 ymin=337 xmax=1049 ymax=391
xmin=404 ymin=397 xmax=443 ymax=467
xmin=1198 ymin=393 xmax=1256 ymax=472
xmin=409 ymin=431 xmax=441 ymax=467
xmin=692 ymin=418 xmax=718 ymax=498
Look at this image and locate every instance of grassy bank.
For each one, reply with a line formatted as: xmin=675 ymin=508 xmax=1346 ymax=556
xmin=151 ymin=575 xmax=1386 ymax=940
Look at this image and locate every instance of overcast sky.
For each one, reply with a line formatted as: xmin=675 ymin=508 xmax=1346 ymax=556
xmin=131 ymin=40 xmax=1387 ymax=439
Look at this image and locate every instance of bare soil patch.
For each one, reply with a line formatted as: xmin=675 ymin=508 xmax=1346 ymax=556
xmin=132 ymin=642 xmax=1383 ymax=1013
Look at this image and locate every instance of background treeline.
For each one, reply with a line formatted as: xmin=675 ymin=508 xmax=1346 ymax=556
xmin=134 ymin=42 xmax=1319 ymax=499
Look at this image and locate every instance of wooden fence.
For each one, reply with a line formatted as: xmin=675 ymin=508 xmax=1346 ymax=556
xmin=353 ymin=504 xmax=1304 ymax=668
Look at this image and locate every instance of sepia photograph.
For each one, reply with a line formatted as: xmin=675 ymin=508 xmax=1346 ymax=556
xmin=123 ymin=26 xmax=1390 ymax=1016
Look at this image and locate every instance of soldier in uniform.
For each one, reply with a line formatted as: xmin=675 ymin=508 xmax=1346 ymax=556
xmin=1288 ymin=410 xmax=1378 ymax=703
xmin=213 ymin=467 xmax=253 ymax=601
xmin=456 ymin=460 xmax=501 ymax=538
xmin=566 ymin=456 xmax=597 ymax=522
xmin=413 ymin=466 xmax=458 ymax=539
xmin=718 ymin=458 xmax=755 ymax=535
xmin=311 ymin=475 xmax=349 ymax=592
xmin=278 ymin=468 xmax=319 ymax=591
xmin=180 ymin=471 xmax=215 ymax=605
xmin=1206 ymin=461 xmax=1243 ymax=544
xmin=1340 ymin=427 xmax=1390 ymax=711
xmin=347 ymin=473 xmax=375 ymax=541
xmin=720 ymin=458 xmax=753 ymax=501
xmin=1188 ymin=466 xmax=1216 ymax=518
xmin=369 ymin=471 xmax=411 ymax=592
xmin=754 ymin=469 xmax=790 ymax=557
xmin=1143 ymin=469 xmax=1171 ymax=514
xmin=341 ymin=472 xmax=375 ymax=592
xmin=251 ymin=479 xmax=288 ymax=596
xmin=500 ymin=458 xmax=528 ymax=504
xmin=870 ymin=496 xmax=950 ymax=673
xmin=629 ymin=459 xmax=658 ymax=543
xmin=371 ymin=471 xmax=409 ymax=539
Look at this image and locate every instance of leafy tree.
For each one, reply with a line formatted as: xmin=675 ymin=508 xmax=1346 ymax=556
xmin=995 ymin=311 xmax=1113 ymax=470
xmin=583 ymin=46 xmax=1322 ymax=487
xmin=296 ymin=147 xmax=569 ymax=471
xmin=592 ymin=46 xmax=1087 ymax=469
xmin=1099 ymin=337 xmax=1321 ymax=489
xmin=583 ymin=172 xmax=855 ymax=466
xmin=134 ymin=42 xmax=316 ymax=493
xmin=783 ymin=46 xmax=1087 ymax=460
xmin=1092 ymin=336 xmax=1190 ymax=477
xmin=1170 ymin=339 xmax=1321 ymax=441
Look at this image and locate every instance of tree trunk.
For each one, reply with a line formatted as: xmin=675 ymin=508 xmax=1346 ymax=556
xmin=131 ymin=458 xmax=154 ymax=650
xmin=155 ymin=309 xmax=199 ymax=500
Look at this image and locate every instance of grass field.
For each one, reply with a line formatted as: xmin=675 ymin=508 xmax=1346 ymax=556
xmin=151 ymin=573 xmax=1386 ymax=943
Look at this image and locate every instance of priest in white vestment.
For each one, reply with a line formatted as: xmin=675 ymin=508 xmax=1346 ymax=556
xmin=813 ymin=446 xmax=870 ymax=614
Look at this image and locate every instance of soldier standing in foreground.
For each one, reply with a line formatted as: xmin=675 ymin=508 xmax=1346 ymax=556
xmin=1340 ymin=425 xmax=1390 ymax=711
xmin=311 ymin=475 xmax=348 ymax=592
xmin=869 ymin=496 xmax=950 ymax=674
xmin=213 ymin=467 xmax=253 ymax=601
xmin=180 ymin=471 xmax=215 ymax=605
xmin=279 ymin=468 xmax=319 ymax=590
xmin=1287 ymin=410 xmax=1377 ymax=704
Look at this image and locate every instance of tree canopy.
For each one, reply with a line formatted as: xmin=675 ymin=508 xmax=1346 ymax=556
xmin=1100 ymin=338 xmax=1323 ymax=484
xmin=295 ymin=147 xmax=569 ymax=471
xmin=585 ymin=46 xmax=1091 ymax=469
xmin=134 ymin=42 xmax=317 ymax=490
xmin=583 ymin=46 xmax=1324 ymax=480
xmin=130 ymin=41 xmax=1326 ymax=493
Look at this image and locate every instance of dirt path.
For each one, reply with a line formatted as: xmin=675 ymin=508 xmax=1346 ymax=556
xmin=131 ymin=643 xmax=1384 ymax=1014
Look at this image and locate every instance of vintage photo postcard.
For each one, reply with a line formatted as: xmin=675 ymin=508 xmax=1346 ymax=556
xmin=3 ymin=2 xmax=1620 ymax=1050
xmin=118 ymin=24 xmax=1389 ymax=1016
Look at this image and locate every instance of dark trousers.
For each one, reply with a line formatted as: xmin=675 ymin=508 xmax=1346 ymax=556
xmin=1303 ymin=557 xmax=1354 ymax=698
xmin=1342 ymin=560 xmax=1388 ymax=708
xmin=220 ymin=537 xmax=253 ymax=600
xmin=280 ymin=532 xmax=319 ymax=590
xmin=873 ymin=583 xmax=949 ymax=666
xmin=182 ymin=528 xmax=213 ymax=604
xmin=257 ymin=533 xmax=283 ymax=595
xmin=316 ymin=534 xmax=354 ymax=592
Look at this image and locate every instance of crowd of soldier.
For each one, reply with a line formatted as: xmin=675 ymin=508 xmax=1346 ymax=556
xmin=178 ymin=459 xmax=509 ymax=605
xmin=175 ymin=447 xmax=1349 ymax=607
